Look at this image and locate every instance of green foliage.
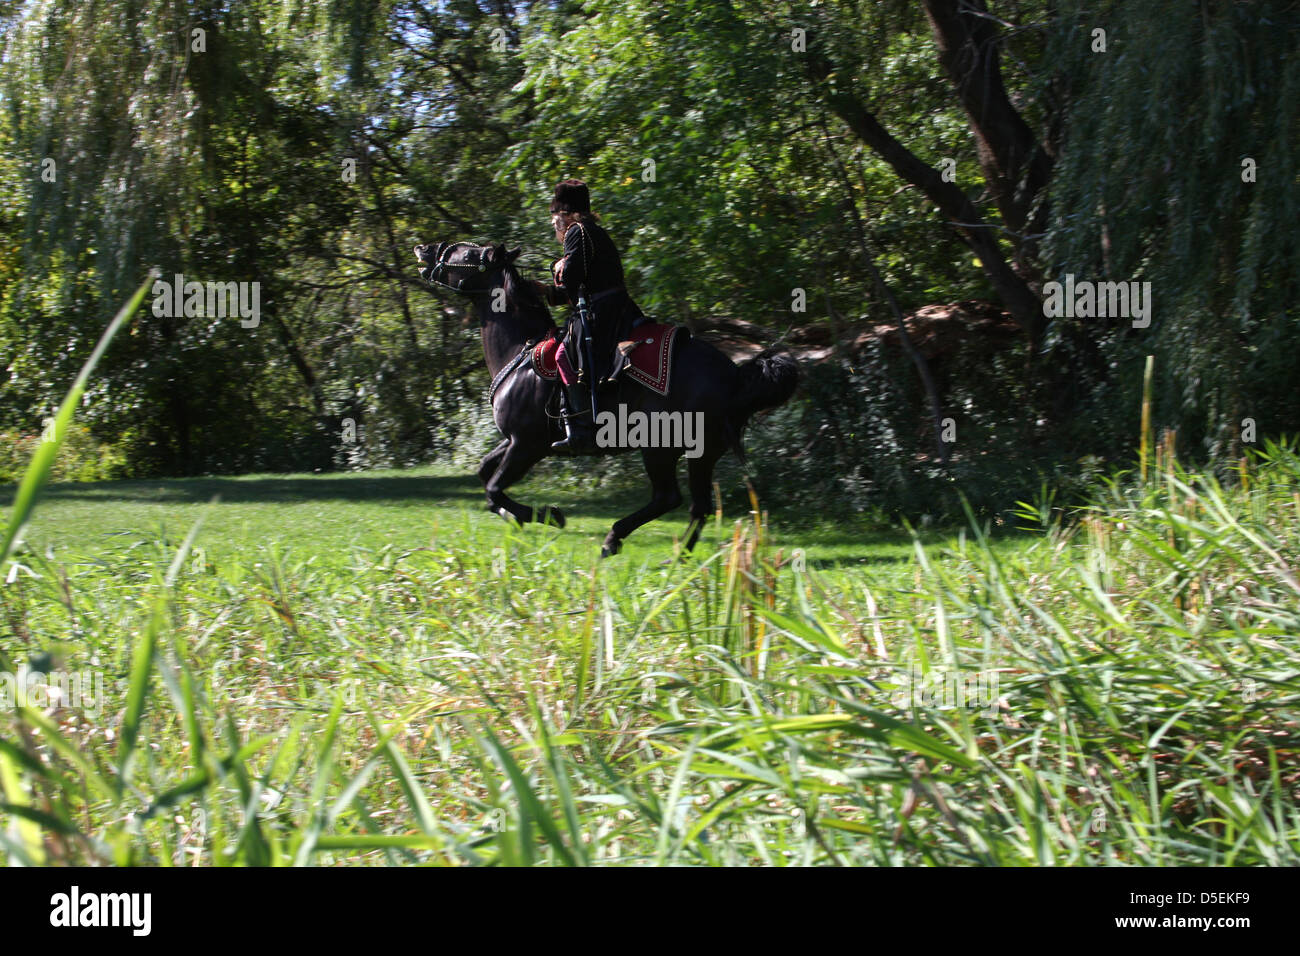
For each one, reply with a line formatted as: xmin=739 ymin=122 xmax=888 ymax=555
xmin=1043 ymin=0 xmax=1300 ymax=457
xmin=509 ymin=0 xmax=985 ymax=324
xmin=0 ymin=273 xmax=153 ymax=567
xmin=0 ymin=0 xmax=1295 ymax=504
xmin=2 ymin=442 xmax=1297 ymax=864
xmin=0 ymin=424 xmax=129 ymax=485
xmin=1 ymin=326 xmax=1295 ymax=865
xmin=0 ymin=0 xmax=500 ymax=476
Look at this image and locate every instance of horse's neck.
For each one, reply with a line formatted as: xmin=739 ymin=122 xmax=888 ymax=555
xmin=480 ymin=306 xmax=544 ymax=377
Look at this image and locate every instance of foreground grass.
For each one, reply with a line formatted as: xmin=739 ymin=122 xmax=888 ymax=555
xmin=3 ymin=289 xmax=1292 ymax=866
xmin=1 ymin=443 xmax=1297 ymax=865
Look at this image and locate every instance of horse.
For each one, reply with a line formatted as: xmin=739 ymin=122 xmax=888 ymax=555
xmin=413 ymin=240 xmax=798 ymax=557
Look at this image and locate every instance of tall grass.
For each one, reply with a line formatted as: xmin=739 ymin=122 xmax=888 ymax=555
xmin=1 ymin=305 xmax=1297 ymax=864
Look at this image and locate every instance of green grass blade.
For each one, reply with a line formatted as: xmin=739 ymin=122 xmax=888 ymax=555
xmin=0 ymin=271 xmax=157 ymax=569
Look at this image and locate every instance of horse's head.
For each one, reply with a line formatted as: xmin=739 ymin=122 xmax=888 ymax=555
xmin=413 ymin=241 xmax=521 ymax=294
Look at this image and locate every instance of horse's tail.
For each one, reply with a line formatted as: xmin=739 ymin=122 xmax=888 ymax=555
xmin=726 ymin=348 xmax=799 ymax=464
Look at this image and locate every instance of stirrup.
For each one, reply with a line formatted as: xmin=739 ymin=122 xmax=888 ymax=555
xmin=603 ymin=353 xmax=631 ymax=386
xmin=552 ymin=423 xmax=599 ymax=454
xmin=551 ymin=397 xmax=595 ymax=450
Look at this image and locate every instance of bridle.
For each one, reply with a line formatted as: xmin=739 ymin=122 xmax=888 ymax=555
xmin=422 ymin=241 xmax=494 ymax=292
xmin=419 ymin=240 xmax=557 ymax=408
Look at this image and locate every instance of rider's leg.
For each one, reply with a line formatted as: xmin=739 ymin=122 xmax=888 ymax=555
xmin=552 ymin=322 xmax=600 ymax=454
xmin=599 ymin=309 xmax=636 ymax=385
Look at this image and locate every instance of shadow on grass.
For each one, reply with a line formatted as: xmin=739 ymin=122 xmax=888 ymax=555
xmin=1 ymin=467 xmax=1036 ymax=567
xmin=0 ymin=473 xmax=486 ymax=507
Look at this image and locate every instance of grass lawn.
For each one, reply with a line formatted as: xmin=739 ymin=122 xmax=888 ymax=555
xmin=6 ymin=464 xmax=935 ymax=569
xmin=1 ymin=456 xmax=1297 ymax=866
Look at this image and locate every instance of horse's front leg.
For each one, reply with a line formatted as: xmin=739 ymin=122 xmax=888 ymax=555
xmin=478 ymin=438 xmax=510 ymax=510
xmin=483 ymin=436 xmax=566 ymax=528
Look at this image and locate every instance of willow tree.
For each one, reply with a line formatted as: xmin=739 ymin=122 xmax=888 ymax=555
xmin=0 ymin=1 xmax=354 ymax=471
xmin=1043 ymin=0 xmax=1300 ymax=458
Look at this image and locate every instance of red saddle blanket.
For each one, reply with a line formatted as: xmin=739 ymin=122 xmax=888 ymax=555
xmin=536 ymin=323 xmax=681 ymax=396
xmin=531 ymin=334 xmax=561 ymax=380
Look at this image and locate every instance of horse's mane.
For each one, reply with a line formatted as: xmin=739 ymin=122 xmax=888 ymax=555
xmin=502 ymin=263 xmax=555 ymax=332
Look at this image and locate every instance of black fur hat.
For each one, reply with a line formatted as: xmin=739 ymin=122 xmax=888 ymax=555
xmin=550 ymin=178 xmax=591 ymax=214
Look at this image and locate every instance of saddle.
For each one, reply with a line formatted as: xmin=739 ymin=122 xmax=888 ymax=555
xmin=538 ymin=322 xmax=685 ymax=397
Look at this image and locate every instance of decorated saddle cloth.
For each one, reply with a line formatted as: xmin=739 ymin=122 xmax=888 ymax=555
xmin=534 ymin=322 xmax=684 ymax=397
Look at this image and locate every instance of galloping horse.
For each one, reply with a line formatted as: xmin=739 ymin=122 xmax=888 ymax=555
xmin=414 ymin=240 xmax=797 ymax=556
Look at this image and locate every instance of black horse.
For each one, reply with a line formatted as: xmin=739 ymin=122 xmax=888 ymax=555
xmin=413 ymin=240 xmax=798 ymax=556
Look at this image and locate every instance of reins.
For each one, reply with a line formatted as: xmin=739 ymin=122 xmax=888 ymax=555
xmin=487 ymin=341 xmax=536 ymax=406
xmin=420 ymin=241 xmax=559 ymax=408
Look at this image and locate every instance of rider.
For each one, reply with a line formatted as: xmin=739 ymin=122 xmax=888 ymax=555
xmin=536 ymin=179 xmax=645 ymax=454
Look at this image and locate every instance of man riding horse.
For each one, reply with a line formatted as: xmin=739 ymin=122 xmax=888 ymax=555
xmin=533 ymin=179 xmax=647 ymax=454
xmin=411 ymin=193 xmax=799 ymax=556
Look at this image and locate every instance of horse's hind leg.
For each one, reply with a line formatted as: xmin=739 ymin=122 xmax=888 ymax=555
xmin=602 ymin=449 xmax=682 ymax=557
xmin=485 ymin=438 xmax=566 ymax=528
xmin=683 ymin=448 xmax=723 ymax=552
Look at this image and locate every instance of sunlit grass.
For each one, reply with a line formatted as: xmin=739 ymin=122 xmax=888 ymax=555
xmin=0 ymin=284 xmax=1296 ymax=865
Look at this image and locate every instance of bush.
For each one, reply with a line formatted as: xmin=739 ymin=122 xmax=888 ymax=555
xmin=0 ymin=423 xmax=129 ymax=485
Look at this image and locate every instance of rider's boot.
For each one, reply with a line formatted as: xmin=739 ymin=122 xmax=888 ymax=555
xmin=602 ymin=348 xmax=630 ymax=386
xmin=551 ymin=378 xmax=601 ymax=455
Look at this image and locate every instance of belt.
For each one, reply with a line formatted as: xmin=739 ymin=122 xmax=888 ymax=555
xmin=588 ymin=285 xmax=627 ymax=304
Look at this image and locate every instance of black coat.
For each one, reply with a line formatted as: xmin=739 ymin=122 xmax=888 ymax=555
xmin=546 ymin=219 xmax=643 ymax=330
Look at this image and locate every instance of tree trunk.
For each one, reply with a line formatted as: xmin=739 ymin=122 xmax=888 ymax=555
xmin=816 ymin=117 xmax=950 ymax=463
xmin=920 ymin=0 xmax=1054 ymax=274
xmin=812 ymin=75 xmax=1044 ymax=342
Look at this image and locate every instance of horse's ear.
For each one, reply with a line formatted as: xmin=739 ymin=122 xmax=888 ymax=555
xmin=505 ymin=247 xmax=521 ymax=263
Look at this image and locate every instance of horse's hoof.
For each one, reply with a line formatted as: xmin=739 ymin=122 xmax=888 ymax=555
xmin=496 ymin=507 xmax=516 ymax=523
xmin=539 ymin=506 xmax=566 ymax=529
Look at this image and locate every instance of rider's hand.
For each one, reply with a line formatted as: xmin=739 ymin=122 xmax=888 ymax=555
xmin=552 ymin=257 xmax=567 ymax=286
xmin=534 ymin=280 xmax=567 ymax=307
